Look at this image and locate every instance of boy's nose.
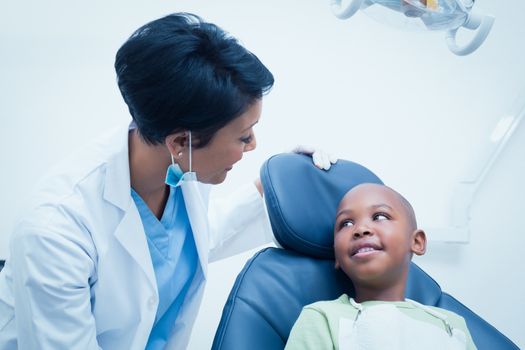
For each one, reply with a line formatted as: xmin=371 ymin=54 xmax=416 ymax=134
xmin=353 ymin=225 xmax=373 ymax=239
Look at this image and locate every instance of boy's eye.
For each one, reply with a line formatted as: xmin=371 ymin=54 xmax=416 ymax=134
xmin=340 ymin=220 xmax=354 ymax=228
xmin=373 ymin=213 xmax=389 ymax=221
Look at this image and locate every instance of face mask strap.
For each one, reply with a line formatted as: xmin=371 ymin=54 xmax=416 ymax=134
xmin=169 ymin=131 xmax=191 ymax=172
xmin=188 ymin=131 xmax=192 ymax=173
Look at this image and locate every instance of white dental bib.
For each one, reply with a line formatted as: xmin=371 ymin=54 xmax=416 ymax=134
xmin=338 ymin=298 xmax=468 ymax=349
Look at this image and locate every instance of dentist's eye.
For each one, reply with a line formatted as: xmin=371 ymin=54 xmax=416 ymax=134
xmin=240 ymin=135 xmax=253 ymax=144
xmin=373 ymin=213 xmax=389 ymax=221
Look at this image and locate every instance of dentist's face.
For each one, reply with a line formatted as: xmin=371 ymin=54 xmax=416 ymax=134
xmin=188 ymin=100 xmax=261 ymax=184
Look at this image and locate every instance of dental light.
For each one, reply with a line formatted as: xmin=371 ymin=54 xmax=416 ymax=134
xmin=331 ymin=0 xmax=495 ymax=56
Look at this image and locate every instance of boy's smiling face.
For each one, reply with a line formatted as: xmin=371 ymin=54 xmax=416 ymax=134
xmin=333 ymin=183 xmax=426 ymax=291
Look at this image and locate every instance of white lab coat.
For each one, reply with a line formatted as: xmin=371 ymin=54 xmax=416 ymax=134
xmin=0 ymin=122 xmax=273 ymax=350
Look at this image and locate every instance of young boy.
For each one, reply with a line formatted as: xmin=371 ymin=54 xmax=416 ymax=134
xmin=285 ymin=183 xmax=476 ymax=350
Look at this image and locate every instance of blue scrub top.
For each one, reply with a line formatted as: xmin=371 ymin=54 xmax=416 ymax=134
xmin=131 ymin=185 xmax=198 ymax=350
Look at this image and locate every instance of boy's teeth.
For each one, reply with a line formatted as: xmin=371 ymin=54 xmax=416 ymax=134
xmin=357 ymin=247 xmax=375 ymax=253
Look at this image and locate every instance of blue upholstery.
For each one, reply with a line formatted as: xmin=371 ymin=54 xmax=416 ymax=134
xmin=212 ymin=153 xmax=519 ymax=350
xmin=261 ymin=153 xmax=383 ymax=259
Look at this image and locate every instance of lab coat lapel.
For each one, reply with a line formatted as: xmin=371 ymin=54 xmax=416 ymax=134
xmin=102 ymin=126 xmax=157 ymax=291
xmin=113 ymin=202 xmax=157 ymax=291
xmin=180 ymin=180 xmax=211 ymax=278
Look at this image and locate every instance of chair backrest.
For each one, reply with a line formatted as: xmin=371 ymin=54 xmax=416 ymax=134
xmin=212 ymin=153 xmax=519 ymax=350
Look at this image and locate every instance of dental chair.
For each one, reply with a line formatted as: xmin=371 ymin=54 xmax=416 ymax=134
xmin=211 ymin=153 xmax=519 ymax=350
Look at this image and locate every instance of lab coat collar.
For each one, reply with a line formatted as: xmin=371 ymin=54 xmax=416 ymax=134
xmin=102 ymin=122 xmax=157 ymax=291
xmin=100 ymin=121 xmax=211 ymax=283
xmin=102 ymin=123 xmax=133 ymax=211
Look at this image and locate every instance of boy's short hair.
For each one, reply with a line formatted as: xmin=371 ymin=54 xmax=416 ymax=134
xmin=339 ymin=183 xmax=417 ymax=230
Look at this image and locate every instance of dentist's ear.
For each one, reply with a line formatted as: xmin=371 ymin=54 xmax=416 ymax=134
xmin=165 ymin=131 xmax=188 ymax=157
xmin=411 ymin=229 xmax=427 ymax=256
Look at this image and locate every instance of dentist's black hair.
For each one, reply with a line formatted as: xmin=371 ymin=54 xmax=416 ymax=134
xmin=115 ymin=12 xmax=274 ymax=147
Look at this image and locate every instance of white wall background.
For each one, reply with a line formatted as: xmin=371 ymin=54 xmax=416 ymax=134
xmin=1 ymin=0 xmax=524 ymax=348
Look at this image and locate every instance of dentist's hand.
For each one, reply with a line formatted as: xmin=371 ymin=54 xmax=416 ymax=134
xmin=291 ymin=145 xmax=338 ymax=171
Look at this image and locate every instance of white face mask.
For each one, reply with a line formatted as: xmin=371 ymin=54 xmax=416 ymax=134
xmin=338 ymin=299 xmax=468 ymax=350
xmin=331 ymin=0 xmax=494 ymax=55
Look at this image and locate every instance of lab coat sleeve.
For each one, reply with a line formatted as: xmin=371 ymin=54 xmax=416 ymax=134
xmin=207 ymin=182 xmax=274 ymax=262
xmin=9 ymin=213 xmax=100 ymax=350
xmin=284 ymin=308 xmax=334 ymax=350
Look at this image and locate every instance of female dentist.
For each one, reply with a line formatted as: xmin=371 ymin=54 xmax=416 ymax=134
xmin=0 ymin=12 xmax=335 ymax=350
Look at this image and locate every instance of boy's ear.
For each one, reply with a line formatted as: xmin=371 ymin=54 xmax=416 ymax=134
xmin=334 ymin=259 xmax=340 ymax=270
xmin=411 ymin=229 xmax=427 ymax=256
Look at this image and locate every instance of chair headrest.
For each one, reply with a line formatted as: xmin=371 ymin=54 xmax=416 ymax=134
xmin=260 ymin=153 xmax=383 ymax=259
